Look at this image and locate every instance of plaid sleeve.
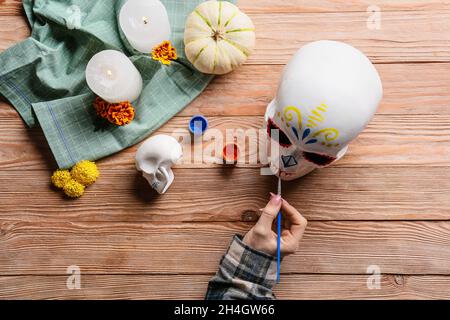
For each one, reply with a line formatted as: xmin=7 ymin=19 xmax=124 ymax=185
xmin=205 ymin=235 xmax=277 ymax=300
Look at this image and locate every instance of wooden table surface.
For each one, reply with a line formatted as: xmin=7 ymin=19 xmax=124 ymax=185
xmin=1 ymin=0 xmax=450 ymax=300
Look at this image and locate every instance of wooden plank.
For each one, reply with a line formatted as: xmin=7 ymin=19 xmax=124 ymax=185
xmin=1 ymin=221 xmax=450 ymax=275
xmin=247 ymin=10 xmax=450 ymax=64
xmin=179 ymin=63 xmax=450 ymax=116
xmin=2 ymin=62 xmax=450 ymax=118
xmin=3 ymin=11 xmax=450 ymax=64
xmin=2 ymin=0 xmax=450 ymax=16
xmin=0 ymin=0 xmax=22 ymax=16
xmin=1 ymin=274 xmax=450 ymax=300
xmin=0 ymin=16 xmax=29 ymax=50
xmin=0 ymin=274 xmax=210 ymax=300
xmin=240 ymin=0 xmax=450 ymax=13
xmin=0 ymin=167 xmax=448 ymax=222
xmin=0 ymin=113 xmax=449 ymax=170
xmin=275 ymin=274 xmax=450 ymax=300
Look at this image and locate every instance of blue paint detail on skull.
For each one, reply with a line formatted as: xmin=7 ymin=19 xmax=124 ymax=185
xmin=292 ymin=127 xmax=299 ymax=140
xmin=302 ymin=128 xmax=311 ymax=140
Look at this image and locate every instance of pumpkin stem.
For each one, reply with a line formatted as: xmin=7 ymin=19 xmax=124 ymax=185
xmin=212 ymin=30 xmax=224 ymax=41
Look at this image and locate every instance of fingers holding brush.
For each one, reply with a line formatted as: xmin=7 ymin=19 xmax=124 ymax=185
xmin=243 ymin=194 xmax=307 ymax=257
xmin=243 ymin=193 xmax=281 ymax=256
xmin=279 ymin=199 xmax=308 ymax=255
xmin=256 ymin=193 xmax=282 ymax=230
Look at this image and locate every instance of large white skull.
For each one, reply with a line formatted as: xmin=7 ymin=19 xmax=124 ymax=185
xmin=265 ymin=40 xmax=383 ymax=180
xmin=135 ymin=135 xmax=183 ymax=194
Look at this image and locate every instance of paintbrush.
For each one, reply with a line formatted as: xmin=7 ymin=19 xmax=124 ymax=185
xmin=276 ymin=177 xmax=281 ymax=283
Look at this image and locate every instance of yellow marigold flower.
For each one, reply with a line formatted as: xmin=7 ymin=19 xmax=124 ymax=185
xmin=152 ymin=40 xmax=177 ymax=65
xmin=63 ymin=179 xmax=85 ymax=198
xmin=93 ymin=97 xmax=135 ymax=126
xmin=51 ymin=169 xmax=72 ymax=189
xmin=71 ymin=160 xmax=100 ymax=186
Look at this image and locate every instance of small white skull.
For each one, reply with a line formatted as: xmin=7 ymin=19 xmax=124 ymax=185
xmin=135 ymin=135 xmax=183 ymax=194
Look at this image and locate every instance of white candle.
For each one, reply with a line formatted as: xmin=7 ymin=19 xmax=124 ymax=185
xmin=119 ymin=0 xmax=171 ymax=53
xmin=86 ymin=50 xmax=143 ymax=103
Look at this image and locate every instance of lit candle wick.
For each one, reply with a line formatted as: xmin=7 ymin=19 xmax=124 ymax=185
xmin=106 ymin=69 xmax=113 ymax=77
xmin=142 ymin=16 xmax=149 ymax=25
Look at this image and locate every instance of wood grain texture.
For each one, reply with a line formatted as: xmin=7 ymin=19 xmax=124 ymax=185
xmin=240 ymin=0 xmax=450 ymax=13
xmin=0 ymin=16 xmax=28 ymax=50
xmin=2 ymin=274 xmax=450 ymax=300
xmin=1 ymin=221 xmax=450 ymax=275
xmin=0 ymin=0 xmax=22 ymax=16
xmin=0 ymin=114 xmax=449 ymax=171
xmin=3 ymin=11 xmax=450 ymax=64
xmin=249 ymin=10 xmax=450 ymax=64
xmin=2 ymin=0 xmax=450 ymax=15
xmin=2 ymin=62 xmax=450 ymax=118
xmin=178 ymin=63 xmax=450 ymax=116
xmin=0 ymin=167 xmax=449 ymax=222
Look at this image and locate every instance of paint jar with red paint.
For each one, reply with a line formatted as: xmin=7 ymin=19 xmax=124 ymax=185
xmin=222 ymin=143 xmax=239 ymax=165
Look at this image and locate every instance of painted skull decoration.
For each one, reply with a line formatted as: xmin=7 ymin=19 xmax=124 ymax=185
xmin=265 ymin=40 xmax=383 ymax=180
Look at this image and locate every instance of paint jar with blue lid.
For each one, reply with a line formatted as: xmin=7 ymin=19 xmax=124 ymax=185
xmin=189 ymin=115 xmax=208 ymax=135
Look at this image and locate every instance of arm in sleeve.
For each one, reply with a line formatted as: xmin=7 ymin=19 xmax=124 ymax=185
xmin=205 ymin=235 xmax=277 ymax=300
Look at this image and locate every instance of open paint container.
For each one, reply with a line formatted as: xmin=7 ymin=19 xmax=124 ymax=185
xmin=189 ymin=115 xmax=208 ymax=135
xmin=222 ymin=143 xmax=240 ymax=165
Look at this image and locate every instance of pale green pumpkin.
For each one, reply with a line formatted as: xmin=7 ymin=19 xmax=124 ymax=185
xmin=184 ymin=0 xmax=255 ymax=75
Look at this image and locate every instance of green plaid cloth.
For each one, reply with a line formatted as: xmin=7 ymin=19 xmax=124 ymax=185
xmin=0 ymin=0 xmax=235 ymax=168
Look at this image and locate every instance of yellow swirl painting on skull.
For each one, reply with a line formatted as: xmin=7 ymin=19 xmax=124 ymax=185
xmin=276 ymin=103 xmax=340 ymax=147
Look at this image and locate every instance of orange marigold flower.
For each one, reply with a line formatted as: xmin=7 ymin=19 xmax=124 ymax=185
xmin=152 ymin=40 xmax=177 ymax=65
xmin=93 ymin=97 xmax=135 ymax=126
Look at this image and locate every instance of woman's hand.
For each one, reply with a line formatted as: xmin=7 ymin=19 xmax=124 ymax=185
xmin=243 ymin=193 xmax=307 ymax=257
